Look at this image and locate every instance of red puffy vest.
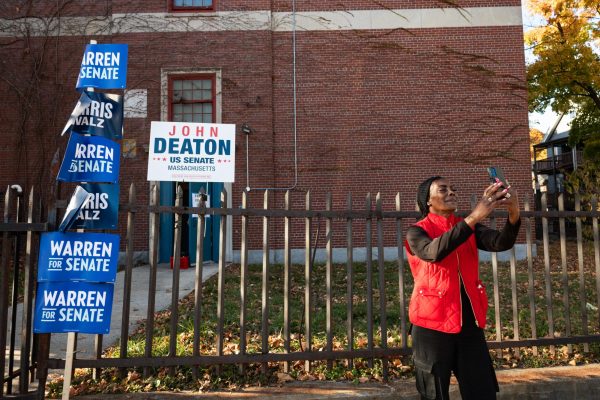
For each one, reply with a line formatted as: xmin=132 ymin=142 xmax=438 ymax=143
xmin=405 ymin=213 xmax=488 ymax=333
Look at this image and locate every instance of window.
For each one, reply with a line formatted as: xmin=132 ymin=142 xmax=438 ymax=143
xmin=169 ymin=75 xmax=215 ymax=123
xmin=170 ymin=0 xmax=214 ymax=12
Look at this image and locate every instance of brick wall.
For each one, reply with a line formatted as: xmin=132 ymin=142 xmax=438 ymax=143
xmin=0 ymin=1 xmax=530 ymax=253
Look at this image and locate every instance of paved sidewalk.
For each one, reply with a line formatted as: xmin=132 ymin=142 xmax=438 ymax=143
xmin=72 ymin=363 xmax=600 ymax=399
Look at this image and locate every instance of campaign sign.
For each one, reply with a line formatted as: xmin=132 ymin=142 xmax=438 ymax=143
xmin=71 ymin=184 xmax=120 ymax=230
xmin=58 ymin=186 xmax=92 ymax=232
xmin=63 ymin=91 xmax=124 ymax=139
xmin=147 ymin=122 xmax=235 ymax=183
xmin=76 ymin=43 xmax=128 ymax=90
xmin=58 ymin=133 xmax=120 ymax=183
xmin=37 ymin=232 xmax=120 ymax=283
xmin=34 ymin=281 xmax=114 ymax=334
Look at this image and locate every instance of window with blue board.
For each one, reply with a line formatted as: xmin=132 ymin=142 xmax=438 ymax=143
xmin=171 ymin=0 xmax=214 ymax=11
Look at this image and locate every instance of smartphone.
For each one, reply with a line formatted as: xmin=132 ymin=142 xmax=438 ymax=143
xmin=487 ymin=166 xmax=509 ymax=189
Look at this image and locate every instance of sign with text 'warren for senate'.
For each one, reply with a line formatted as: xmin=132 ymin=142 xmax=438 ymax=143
xmin=58 ymin=133 xmax=120 ymax=183
xmin=147 ymin=122 xmax=235 ymax=183
xmin=76 ymin=43 xmax=128 ymax=90
xmin=37 ymin=232 xmax=120 ymax=283
xmin=34 ymin=281 xmax=114 ymax=334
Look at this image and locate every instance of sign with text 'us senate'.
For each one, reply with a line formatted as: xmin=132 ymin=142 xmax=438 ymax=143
xmin=34 ymin=281 xmax=114 ymax=334
xmin=76 ymin=43 xmax=128 ymax=90
xmin=147 ymin=122 xmax=235 ymax=183
xmin=37 ymin=232 xmax=120 ymax=283
xmin=57 ymin=133 xmax=120 ymax=183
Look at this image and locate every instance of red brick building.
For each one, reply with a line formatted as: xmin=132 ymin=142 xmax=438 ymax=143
xmin=0 ymin=1 xmax=530 ymax=263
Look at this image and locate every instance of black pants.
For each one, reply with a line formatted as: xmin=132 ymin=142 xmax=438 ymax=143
xmin=411 ymin=291 xmax=498 ymax=400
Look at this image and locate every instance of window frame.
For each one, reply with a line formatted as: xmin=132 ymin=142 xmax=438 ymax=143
xmin=168 ymin=74 xmax=216 ymax=123
xmin=169 ymin=0 xmax=215 ymax=13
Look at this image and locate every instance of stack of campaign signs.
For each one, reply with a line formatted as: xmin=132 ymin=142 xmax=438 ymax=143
xmin=34 ymin=43 xmax=128 ymax=335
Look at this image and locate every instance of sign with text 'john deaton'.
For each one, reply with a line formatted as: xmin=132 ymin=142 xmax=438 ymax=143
xmin=147 ymin=122 xmax=235 ymax=183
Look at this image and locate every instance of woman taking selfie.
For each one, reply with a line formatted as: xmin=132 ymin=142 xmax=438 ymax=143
xmin=406 ymin=175 xmax=521 ymax=400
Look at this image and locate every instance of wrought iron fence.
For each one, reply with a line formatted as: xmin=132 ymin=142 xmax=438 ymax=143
xmin=2 ymin=184 xmax=600 ymax=398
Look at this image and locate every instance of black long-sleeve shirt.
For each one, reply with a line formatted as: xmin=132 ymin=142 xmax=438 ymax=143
xmin=406 ymin=219 xmax=521 ymax=263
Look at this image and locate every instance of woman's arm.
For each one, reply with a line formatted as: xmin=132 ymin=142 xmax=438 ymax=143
xmin=407 ymin=222 xmax=474 ymax=262
xmin=474 ymin=219 xmax=521 ymax=252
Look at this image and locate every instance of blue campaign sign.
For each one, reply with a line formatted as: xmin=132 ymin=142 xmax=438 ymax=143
xmin=63 ymin=92 xmax=124 ymax=139
xmin=71 ymin=184 xmax=120 ymax=230
xmin=76 ymin=44 xmax=128 ymax=90
xmin=34 ymin=281 xmax=114 ymax=334
xmin=37 ymin=231 xmax=120 ymax=283
xmin=57 ymin=133 xmax=120 ymax=183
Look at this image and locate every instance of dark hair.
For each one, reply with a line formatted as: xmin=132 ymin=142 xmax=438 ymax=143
xmin=417 ymin=176 xmax=443 ymax=220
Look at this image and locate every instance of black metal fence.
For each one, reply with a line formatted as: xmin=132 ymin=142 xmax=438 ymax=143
xmin=2 ymin=184 xmax=600 ymax=398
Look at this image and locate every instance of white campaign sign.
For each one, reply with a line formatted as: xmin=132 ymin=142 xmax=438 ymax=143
xmin=147 ymin=121 xmax=235 ymax=182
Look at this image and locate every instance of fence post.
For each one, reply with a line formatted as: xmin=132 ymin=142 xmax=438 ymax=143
xmin=0 ymin=187 xmax=13 ymax=399
xmin=575 ymin=193 xmax=589 ymax=352
xmin=120 ymin=183 xmax=136 ymax=377
xmin=541 ymin=192 xmax=555 ymax=355
xmin=365 ymin=193 xmax=374 ymax=368
xmin=376 ymin=193 xmax=388 ymax=380
xmin=19 ymin=187 xmax=38 ymax=393
xmin=524 ymin=195 xmax=538 ymax=356
xmin=144 ymin=184 xmax=160 ymax=379
xmin=396 ymin=193 xmax=407 ymax=349
xmin=592 ymin=196 xmax=600 ymax=331
xmin=558 ymin=193 xmax=572 ymax=354
xmin=346 ymin=193 xmax=354 ymax=368
xmin=193 ymin=187 xmax=206 ymax=379
xmin=283 ymin=191 xmax=291 ymax=373
xmin=304 ymin=191 xmax=312 ymax=372
xmin=325 ymin=192 xmax=333 ymax=370
xmin=239 ymin=191 xmax=248 ymax=375
xmin=168 ymin=185 xmax=184 ymax=376
xmin=261 ymin=190 xmax=270 ymax=374
xmin=216 ymin=188 xmax=228 ymax=375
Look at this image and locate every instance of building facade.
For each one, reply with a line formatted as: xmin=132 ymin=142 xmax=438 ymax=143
xmin=0 ymin=1 xmax=530 ymax=262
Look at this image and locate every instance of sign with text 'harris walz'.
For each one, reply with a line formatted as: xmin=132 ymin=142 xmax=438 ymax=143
xmin=62 ymin=91 xmax=124 ymax=139
xmin=76 ymin=43 xmax=128 ymax=90
xmin=57 ymin=133 xmax=120 ymax=183
xmin=37 ymin=231 xmax=120 ymax=283
xmin=71 ymin=184 xmax=120 ymax=230
xmin=147 ymin=122 xmax=236 ymax=183
xmin=34 ymin=281 xmax=114 ymax=334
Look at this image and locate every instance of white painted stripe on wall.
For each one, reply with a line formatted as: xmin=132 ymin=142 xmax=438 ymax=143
xmin=273 ymin=7 xmax=523 ymax=31
xmin=0 ymin=6 xmax=521 ymax=37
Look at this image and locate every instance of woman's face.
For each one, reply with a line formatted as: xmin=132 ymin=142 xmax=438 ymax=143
xmin=428 ymin=178 xmax=458 ymax=215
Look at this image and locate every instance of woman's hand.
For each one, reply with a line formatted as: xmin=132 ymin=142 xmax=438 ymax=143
xmin=496 ymin=182 xmax=520 ymax=224
xmin=464 ymin=181 xmax=505 ymax=228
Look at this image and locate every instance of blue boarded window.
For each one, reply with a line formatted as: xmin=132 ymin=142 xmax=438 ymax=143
xmin=171 ymin=0 xmax=214 ymax=11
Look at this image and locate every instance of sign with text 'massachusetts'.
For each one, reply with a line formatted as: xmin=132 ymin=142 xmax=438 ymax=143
xmin=33 ymin=281 xmax=114 ymax=334
xmin=57 ymin=133 xmax=120 ymax=183
xmin=76 ymin=43 xmax=128 ymax=90
xmin=37 ymin=231 xmax=120 ymax=283
xmin=147 ymin=121 xmax=236 ymax=183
